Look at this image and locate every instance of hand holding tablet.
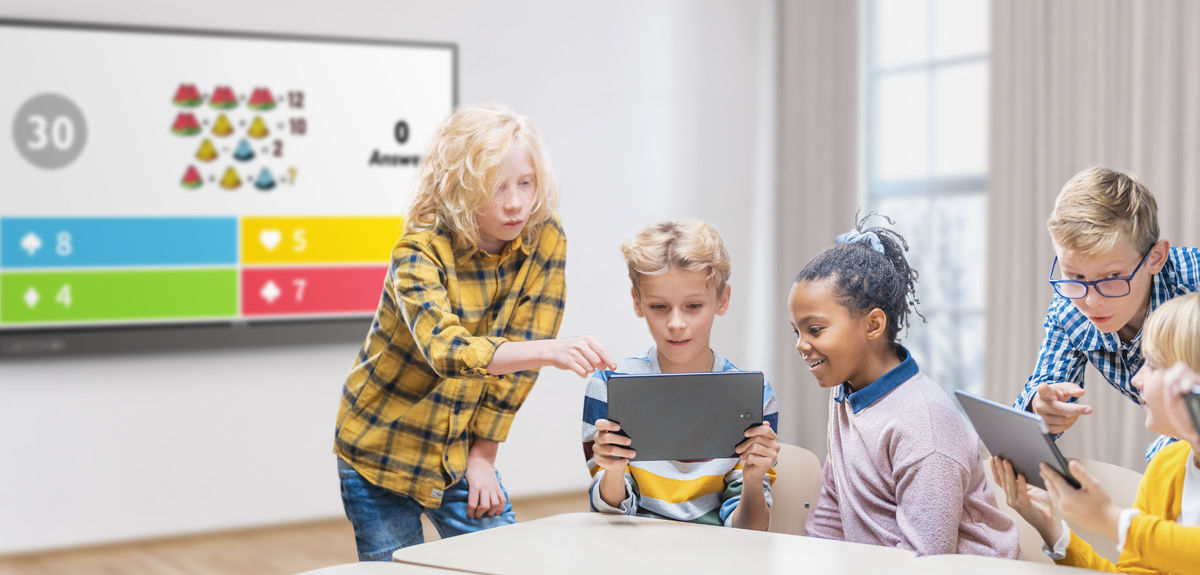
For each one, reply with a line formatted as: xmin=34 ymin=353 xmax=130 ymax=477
xmin=955 ymin=390 xmax=1081 ymax=490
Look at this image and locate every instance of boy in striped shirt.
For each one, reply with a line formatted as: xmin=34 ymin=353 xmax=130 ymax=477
xmin=1015 ymin=166 xmax=1200 ymax=461
xmin=582 ymin=220 xmax=780 ymax=529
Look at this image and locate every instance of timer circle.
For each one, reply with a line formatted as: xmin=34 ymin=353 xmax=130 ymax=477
xmin=13 ymin=93 xmax=88 ymax=170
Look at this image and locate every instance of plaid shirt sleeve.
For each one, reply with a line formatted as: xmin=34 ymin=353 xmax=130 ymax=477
xmin=470 ymin=216 xmax=568 ymax=441
xmin=1015 ymin=301 xmax=1087 ymax=412
xmin=393 ymin=242 xmax=507 ymax=379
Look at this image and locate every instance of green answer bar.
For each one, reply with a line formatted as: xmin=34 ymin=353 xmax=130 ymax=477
xmin=1 ymin=269 xmax=237 ymax=324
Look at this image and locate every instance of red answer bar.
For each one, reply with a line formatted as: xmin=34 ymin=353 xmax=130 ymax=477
xmin=242 ymin=265 xmax=386 ymax=316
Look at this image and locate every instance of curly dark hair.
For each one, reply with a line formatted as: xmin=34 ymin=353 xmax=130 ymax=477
xmin=794 ymin=212 xmax=924 ymax=346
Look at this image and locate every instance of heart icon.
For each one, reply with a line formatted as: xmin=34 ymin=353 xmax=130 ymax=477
xmin=259 ymin=229 xmax=282 ymax=251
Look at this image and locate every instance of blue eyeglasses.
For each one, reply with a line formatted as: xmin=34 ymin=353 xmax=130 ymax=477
xmin=1048 ymin=247 xmax=1154 ymax=299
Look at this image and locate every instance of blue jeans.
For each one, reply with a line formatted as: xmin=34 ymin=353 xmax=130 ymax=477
xmin=337 ymin=457 xmax=517 ymax=561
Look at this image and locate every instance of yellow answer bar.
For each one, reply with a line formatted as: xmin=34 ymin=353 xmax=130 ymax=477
xmin=242 ymin=216 xmax=404 ymax=264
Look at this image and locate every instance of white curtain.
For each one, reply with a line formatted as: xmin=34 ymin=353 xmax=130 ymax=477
xmin=776 ymin=0 xmax=860 ymax=460
xmin=987 ymin=0 xmax=1200 ymax=471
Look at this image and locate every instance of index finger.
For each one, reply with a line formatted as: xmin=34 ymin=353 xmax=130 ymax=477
xmin=586 ymin=338 xmax=618 ymax=370
xmin=1047 ymin=400 xmax=1092 ymax=417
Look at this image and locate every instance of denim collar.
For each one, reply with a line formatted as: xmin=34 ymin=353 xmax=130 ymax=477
xmin=834 ymin=346 xmax=918 ymax=414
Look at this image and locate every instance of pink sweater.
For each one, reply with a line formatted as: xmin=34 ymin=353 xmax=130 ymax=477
xmin=804 ymin=351 xmax=1020 ymax=558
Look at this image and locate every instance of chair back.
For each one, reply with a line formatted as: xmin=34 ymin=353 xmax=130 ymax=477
xmin=767 ymin=443 xmax=823 ymax=535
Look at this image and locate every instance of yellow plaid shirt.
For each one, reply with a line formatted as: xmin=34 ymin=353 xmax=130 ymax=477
xmin=334 ymin=214 xmax=567 ymax=508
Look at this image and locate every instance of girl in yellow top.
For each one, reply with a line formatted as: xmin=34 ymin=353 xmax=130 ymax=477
xmin=993 ymin=291 xmax=1200 ymax=574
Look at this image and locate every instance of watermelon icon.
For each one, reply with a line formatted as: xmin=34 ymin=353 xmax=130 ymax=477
xmin=248 ymin=88 xmax=276 ymax=111
xmin=173 ymin=83 xmax=202 ymax=107
xmin=181 ymin=165 xmax=203 ymax=190
xmin=209 ymin=86 xmax=238 ymax=109
xmin=171 ymin=112 xmax=201 ymax=136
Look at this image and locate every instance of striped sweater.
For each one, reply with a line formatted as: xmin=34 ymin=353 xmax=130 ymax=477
xmin=581 ymin=348 xmax=779 ymax=525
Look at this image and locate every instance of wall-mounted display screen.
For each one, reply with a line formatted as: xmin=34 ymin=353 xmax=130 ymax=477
xmin=0 ymin=19 xmax=456 ymax=357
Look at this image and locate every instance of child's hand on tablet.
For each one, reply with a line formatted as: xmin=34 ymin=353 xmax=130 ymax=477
xmin=592 ymin=419 xmax=636 ymax=472
xmin=1041 ymin=461 xmax=1121 ymax=543
xmin=990 ymin=456 xmax=1062 ymax=545
xmin=735 ymin=422 xmax=780 ymax=481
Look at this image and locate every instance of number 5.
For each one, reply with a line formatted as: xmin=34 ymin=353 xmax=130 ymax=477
xmin=293 ymin=229 xmax=307 ymax=252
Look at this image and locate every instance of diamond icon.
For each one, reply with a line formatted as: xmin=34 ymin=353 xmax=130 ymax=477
xmin=260 ymin=280 xmax=281 ymax=304
xmin=23 ymin=287 xmax=40 ymax=308
xmin=20 ymin=232 xmax=43 ymax=256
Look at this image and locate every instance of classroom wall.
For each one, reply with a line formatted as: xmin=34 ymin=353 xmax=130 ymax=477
xmin=0 ymin=0 xmax=781 ymax=553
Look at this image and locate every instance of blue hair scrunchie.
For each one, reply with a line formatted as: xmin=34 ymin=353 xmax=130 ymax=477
xmin=834 ymin=229 xmax=886 ymax=254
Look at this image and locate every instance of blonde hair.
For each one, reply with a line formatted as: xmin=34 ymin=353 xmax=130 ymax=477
xmin=406 ymin=103 xmax=558 ymax=251
xmin=1143 ymin=292 xmax=1200 ymax=373
xmin=621 ymin=220 xmax=731 ymax=295
xmin=1047 ymin=166 xmax=1159 ymax=257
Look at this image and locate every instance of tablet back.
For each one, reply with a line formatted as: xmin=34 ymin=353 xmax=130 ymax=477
xmin=607 ymin=371 xmax=763 ymax=461
xmin=954 ymin=390 xmax=1079 ymax=490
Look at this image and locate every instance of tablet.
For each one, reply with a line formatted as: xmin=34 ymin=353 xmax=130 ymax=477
xmin=954 ymin=390 xmax=1080 ymax=490
xmin=606 ymin=371 xmax=763 ymax=461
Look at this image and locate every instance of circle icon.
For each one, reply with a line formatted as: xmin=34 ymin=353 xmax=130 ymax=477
xmin=13 ymin=93 xmax=88 ymax=169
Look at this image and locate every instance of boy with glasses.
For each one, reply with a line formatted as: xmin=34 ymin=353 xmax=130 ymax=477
xmin=1015 ymin=166 xmax=1200 ymax=461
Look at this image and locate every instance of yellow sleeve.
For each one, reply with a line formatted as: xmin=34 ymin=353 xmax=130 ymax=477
xmin=1121 ymin=513 xmax=1200 ymax=575
xmin=470 ymin=216 xmax=568 ymax=441
xmin=1057 ymin=531 xmax=1120 ymax=572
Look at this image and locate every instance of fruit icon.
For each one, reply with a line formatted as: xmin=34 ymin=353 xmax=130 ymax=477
xmin=171 ymin=112 xmax=200 ymax=136
xmin=172 ymin=84 xmax=202 ymax=107
xmin=248 ymin=88 xmax=276 ymax=111
xmin=181 ymin=165 xmax=202 ymax=190
xmin=209 ymin=86 xmax=238 ymax=109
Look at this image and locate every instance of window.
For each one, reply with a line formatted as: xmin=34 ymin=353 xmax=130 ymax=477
xmin=864 ymin=0 xmax=989 ymax=394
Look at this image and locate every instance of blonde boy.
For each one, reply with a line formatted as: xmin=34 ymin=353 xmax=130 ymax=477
xmin=1015 ymin=166 xmax=1200 ymax=460
xmin=335 ymin=104 xmax=614 ymax=561
xmin=581 ymin=220 xmax=780 ymax=530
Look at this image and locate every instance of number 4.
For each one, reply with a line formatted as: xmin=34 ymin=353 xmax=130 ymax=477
xmin=56 ymin=284 xmax=72 ymax=308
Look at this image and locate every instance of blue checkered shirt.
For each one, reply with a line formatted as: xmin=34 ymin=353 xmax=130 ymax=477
xmin=1014 ymin=246 xmax=1200 ymax=461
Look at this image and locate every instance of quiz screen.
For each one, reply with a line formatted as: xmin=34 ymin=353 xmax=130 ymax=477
xmin=0 ymin=21 xmax=454 ymax=330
